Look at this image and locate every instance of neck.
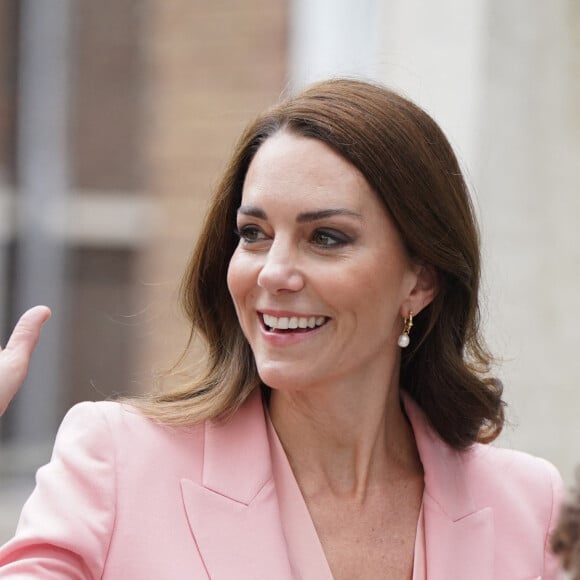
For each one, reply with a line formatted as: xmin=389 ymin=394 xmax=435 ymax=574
xmin=268 ymin=373 xmax=422 ymax=503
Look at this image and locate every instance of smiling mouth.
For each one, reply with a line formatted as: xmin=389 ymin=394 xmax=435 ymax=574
xmin=261 ymin=313 xmax=329 ymax=333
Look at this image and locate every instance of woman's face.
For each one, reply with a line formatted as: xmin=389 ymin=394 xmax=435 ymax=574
xmin=227 ymin=131 xmax=427 ymax=392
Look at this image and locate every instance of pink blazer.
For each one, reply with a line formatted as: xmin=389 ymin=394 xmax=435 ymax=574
xmin=0 ymin=390 xmax=563 ymax=579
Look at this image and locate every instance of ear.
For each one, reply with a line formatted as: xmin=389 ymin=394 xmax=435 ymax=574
xmin=404 ymin=264 xmax=438 ymax=316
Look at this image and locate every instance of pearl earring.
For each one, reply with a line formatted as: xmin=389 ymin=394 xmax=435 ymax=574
xmin=397 ymin=312 xmax=414 ymax=348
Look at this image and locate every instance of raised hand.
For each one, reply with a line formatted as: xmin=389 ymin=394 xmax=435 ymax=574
xmin=0 ymin=306 xmax=51 ymax=416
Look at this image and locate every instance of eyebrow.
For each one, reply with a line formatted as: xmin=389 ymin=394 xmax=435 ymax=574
xmin=237 ymin=206 xmax=362 ymax=222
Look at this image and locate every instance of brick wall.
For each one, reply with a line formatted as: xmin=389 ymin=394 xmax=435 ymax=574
xmin=135 ymin=1 xmax=289 ymax=382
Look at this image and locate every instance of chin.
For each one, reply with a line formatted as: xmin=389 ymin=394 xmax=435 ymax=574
xmin=256 ymin=364 xmax=311 ymax=393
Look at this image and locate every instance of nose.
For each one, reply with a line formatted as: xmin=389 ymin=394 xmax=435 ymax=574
xmin=257 ymin=237 xmax=305 ymax=294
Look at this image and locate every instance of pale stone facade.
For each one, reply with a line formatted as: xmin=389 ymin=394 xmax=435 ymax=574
xmin=135 ymin=0 xmax=288 ymax=378
xmin=291 ymin=0 xmax=580 ymax=485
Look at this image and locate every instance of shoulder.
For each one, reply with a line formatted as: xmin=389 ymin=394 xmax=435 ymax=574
xmin=59 ymin=399 xmax=204 ymax=439
xmin=60 ymin=399 xmax=161 ymax=428
xmin=464 ymin=443 xmax=564 ymax=524
xmin=463 ymin=444 xmax=564 ymax=574
xmin=55 ymin=400 xmax=206 ymax=474
xmin=404 ymin=391 xmax=562 ymax=510
xmin=466 ymin=443 xmax=561 ymax=492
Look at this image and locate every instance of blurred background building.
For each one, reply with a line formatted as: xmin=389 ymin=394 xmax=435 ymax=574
xmin=0 ymin=0 xmax=579 ymax=541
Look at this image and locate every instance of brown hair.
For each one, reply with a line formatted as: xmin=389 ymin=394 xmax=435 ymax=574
xmin=551 ymin=471 xmax=580 ymax=576
xmin=136 ymin=78 xmax=505 ymax=449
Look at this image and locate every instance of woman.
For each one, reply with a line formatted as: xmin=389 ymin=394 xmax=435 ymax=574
xmin=0 ymin=79 xmax=563 ymax=578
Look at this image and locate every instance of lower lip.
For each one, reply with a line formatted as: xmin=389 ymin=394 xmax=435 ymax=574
xmin=259 ymin=321 xmax=327 ymax=346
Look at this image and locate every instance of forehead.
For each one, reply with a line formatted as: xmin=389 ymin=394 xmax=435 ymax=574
xmin=241 ymin=131 xmax=377 ymax=210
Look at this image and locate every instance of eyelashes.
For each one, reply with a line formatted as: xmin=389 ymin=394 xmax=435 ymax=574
xmin=235 ymin=225 xmax=267 ymax=243
xmin=310 ymin=229 xmax=352 ymax=247
xmin=234 ymin=225 xmax=353 ymax=249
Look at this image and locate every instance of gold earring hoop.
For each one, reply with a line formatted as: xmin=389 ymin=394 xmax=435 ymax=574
xmin=397 ymin=311 xmax=414 ymax=348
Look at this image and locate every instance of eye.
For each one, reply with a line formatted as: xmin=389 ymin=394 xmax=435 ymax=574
xmin=235 ymin=224 xmax=268 ymax=244
xmin=311 ymin=229 xmax=351 ymax=248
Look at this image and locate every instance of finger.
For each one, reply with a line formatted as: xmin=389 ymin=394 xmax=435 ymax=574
xmin=3 ymin=306 xmax=52 ymax=355
xmin=0 ymin=306 xmax=51 ymax=416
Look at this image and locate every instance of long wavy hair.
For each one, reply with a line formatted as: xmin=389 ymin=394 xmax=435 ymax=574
xmin=134 ymin=78 xmax=505 ymax=449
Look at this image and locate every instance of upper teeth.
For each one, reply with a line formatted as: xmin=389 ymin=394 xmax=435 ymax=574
xmin=263 ymin=314 xmax=326 ymax=330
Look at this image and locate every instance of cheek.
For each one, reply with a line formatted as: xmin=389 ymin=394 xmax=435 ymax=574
xmin=226 ymin=252 xmax=244 ymax=305
xmin=341 ymin=258 xmax=412 ymax=322
xmin=226 ymin=252 xmax=257 ymax=312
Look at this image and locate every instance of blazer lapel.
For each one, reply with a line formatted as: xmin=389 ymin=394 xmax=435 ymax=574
xmin=422 ymin=496 xmax=494 ymax=579
xmin=180 ymin=390 xmax=293 ymax=579
xmin=403 ymin=395 xmax=494 ymax=579
xmin=180 ymin=390 xmax=496 ymax=578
